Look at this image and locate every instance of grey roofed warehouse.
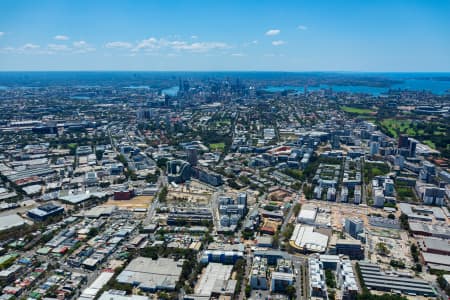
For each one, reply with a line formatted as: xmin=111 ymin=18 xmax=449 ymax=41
xmin=116 ymin=257 xmax=183 ymax=292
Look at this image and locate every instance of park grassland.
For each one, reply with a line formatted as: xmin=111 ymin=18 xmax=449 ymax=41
xmin=341 ymin=106 xmax=376 ymax=115
xmin=209 ymin=142 xmax=225 ymax=151
xmin=378 ymin=118 xmax=447 ymax=152
xmin=379 ymin=119 xmax=416 ymax=138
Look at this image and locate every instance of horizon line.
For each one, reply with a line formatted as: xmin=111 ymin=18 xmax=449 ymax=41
xmin=0 ymin=70 xmax=450 ymax=73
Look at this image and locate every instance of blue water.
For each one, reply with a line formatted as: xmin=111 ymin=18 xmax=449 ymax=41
xmin=162 ymin=86 xmax=179 ymax=96
xmin=124 ymin=85 xmax=150 ymax=89
xmin=70 ymin=95 xmax=91 ymax=100
xmin=391 ymin=79 xmax=450 ymax=94
xmin=264 ymin=78 xmax=450 ymax=95
xmin=265 ymin=84 xmax=389 ymax=95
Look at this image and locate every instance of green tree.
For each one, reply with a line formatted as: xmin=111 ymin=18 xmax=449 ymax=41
xmin=245 ymin=285 xmax=251 ymax=298
xmin=410 ymin=244 xmax=419 ymax=262
xmin=376 ymin=242 xmax=390 ymax=256
xmin=285 ymin=285 xmax=297 ymax=299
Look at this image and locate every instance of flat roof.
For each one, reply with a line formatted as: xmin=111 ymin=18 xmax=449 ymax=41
xmin=0 ymin=214 xmax=26 ymax=232
xmin=421 ymin=237 xmax=449 ymax=252
xmin=422 ymin=252 xmax=450 ymax=266
xmin=195 ymin=263 xmax=233 ymax=296
xmin=298 ymin=206 xmax=317 ymax=221
xmin=80 ymin=271 xmax=115 ymax=299
xmin=98 ymin=291 xmax=149 ymax=300
xmin=359 ymin=262 xmax=435 ymax=296
xmin=290 ymin=224 xmax=328 ymax=253
xmin=117 ymin=257 xmax=183 ymax=290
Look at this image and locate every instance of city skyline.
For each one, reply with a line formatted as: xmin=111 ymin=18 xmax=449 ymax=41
xmin=0 ymin=0 xmax=449 ymax=71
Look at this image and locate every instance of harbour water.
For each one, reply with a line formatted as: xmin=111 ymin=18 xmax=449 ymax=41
xmin=264 ymin=78 xmax=450 ymax=95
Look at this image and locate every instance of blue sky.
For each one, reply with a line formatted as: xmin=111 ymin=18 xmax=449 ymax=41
xmin=0 ymin=0 xmax=449 ymax=71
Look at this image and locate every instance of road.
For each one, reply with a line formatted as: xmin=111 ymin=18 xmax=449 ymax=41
xmin=292 ymin=255 xmax=308 ymax=300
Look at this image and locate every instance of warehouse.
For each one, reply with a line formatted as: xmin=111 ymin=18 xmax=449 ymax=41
xmin=27 ymin=203 xmax=64 ymax=221
xmin=0 ymin=214 xmax=27 ymax=232
xmin=409 ymin=222 xmax=450 ymax=239
xmin=418 ymin=237 xmax=450 ymax=256
xmin=290 ymin=224 xmax=328 ymax=253
xmin=98 ymin=290 xmax=149 ymax=300
xmin=358 ymin=262 xmax=435 ymax=297
xmin=193 ymin=263 xmax=235 ymax=297
xmin=79 ymin=271 xmax=115 ymax=300
xmin=117 ymin=257 xmax=183 ymax=292
xmin=297 ymin=204 xmax=317 ymax=224
xmin=421 ymin=252 xmax=450 ymax=271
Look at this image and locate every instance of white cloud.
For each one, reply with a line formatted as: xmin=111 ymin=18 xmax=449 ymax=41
xmin=231 ymin=53 xmax=246 ymax=57
xmin=0 ymin=46 xmax=14 ymax=54
xmin=297 ymin=25 xmax=308 ymax=31
xmin=133 ymin=37 xmax=160 ymax=51
xmin=265 ymin=29 xmax=280 ymax=36
xmin=170 ymin=41 xmax=229 ymax=52
xmin=72 ymin=40 xmax=95 ymax=53
xmin=132 ymin=37 xmax=230 ymax=53
xmin=191 ymin=35 xmax=198 ymax=39
xmin=73 ymin=40 xmax=87 ymax=47
xmin=105 ymin=41 xmax=133 ymax=49
xmin=48 ymin=44 xmax=71 ymax=52
xmin=272 ymin=40 xmax=285 ymax=46
xmin=54 ymin=35 xmax=69 ymax=41
xmin=243 ymin=40 xmax=258 ymax=47
xmin=0 ymin=32 xmax=4 ymax=37
xmin=20 ymin=43 xmax=40 ymax=50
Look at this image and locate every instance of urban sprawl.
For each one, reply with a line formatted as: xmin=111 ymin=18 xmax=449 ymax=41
xmin=0 ymin=75 xmax=449 ymax=300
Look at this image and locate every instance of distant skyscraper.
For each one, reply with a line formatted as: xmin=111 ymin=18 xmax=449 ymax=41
xmin=369 ymin=141 xmax=379 ymax=156
xmin=344 ymin=218 xmax=364 ymax=238
xmin=409 ymin=139 xmax=417 ymax=157
xmin=398 ymin=135 xmax=409 ymax=149
xmin=186 ymin=147 xmax=198 ymax=166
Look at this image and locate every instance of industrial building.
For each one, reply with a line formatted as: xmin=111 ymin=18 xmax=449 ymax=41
xmin=167 ymin=208 xmax=212 ymax=225
xmin=297 ymin=204 xmax=317 ymax=224
xmin=192 ymin=263 xmax=236 ymax=298
xmin=358 ymin=262 xmax=435 ymax=297
xmin=27 ymin=203 xmax=64 ymax=221
xmin=368 ymin=216 xmax=400 ymax=229
xmin=421 ymin=252 xmax=450 ymax=271
xmin=98 ymin=290 xmax=149 ymax=300
xmin=79 ymin=271 xmax=115 ymax=300
xmin=0 ymin=214 xmax=27 ymax=232
xmin=117 ymin=257 xmax=183 ymax=292
xmin=289 ymin=224 xmax=329 ymax=253
xmin=418 ymin=237 xmax=450 ymax=256
xmin=409 ymin=222 xmax=450 ymax=239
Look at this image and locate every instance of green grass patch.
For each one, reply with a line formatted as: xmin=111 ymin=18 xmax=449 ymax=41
xmin=341 ymin=106 xmax=375 ymax=115
xmin=423 ymin=140 xmax=436 ymax=149
xmin=364 ymin=162 xmax=390 ymax=182
xmin=209 ymin=142 xmax=225 ymax=151
xmin=379 ymin=119 xmax=414 ymax=138
xmin=214 ymin=119 xmax=231 ymax=126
